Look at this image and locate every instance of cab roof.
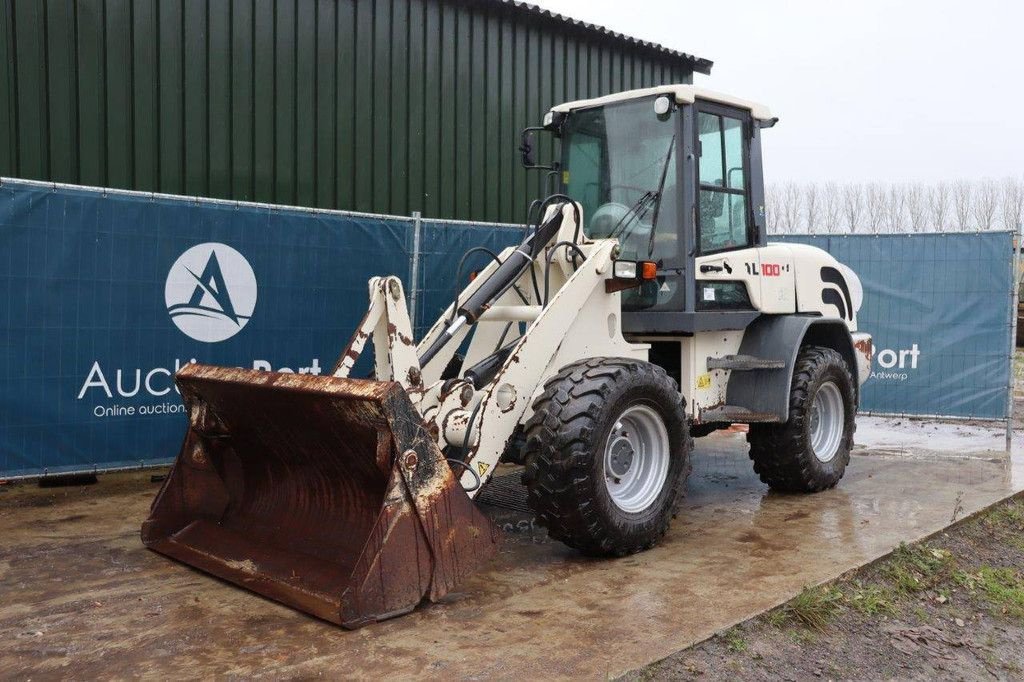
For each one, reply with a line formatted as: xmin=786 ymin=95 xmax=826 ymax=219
xmin=550 ymin=84 xmax=773 ymax=121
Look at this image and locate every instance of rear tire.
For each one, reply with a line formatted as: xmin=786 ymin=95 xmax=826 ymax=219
xmin=521 ymin=358 xmax=691 ymax=557
xmin=747 ymin=346 xmax=855 ymax=493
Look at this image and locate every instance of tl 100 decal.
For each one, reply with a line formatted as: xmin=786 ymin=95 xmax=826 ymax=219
xmin=744 ymin=262 xmax=790 ymax=277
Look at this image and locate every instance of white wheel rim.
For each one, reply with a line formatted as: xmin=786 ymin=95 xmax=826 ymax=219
xmin=603 ymin=405 xmax=670 ymax=513
xmin=809 ymin=381 xmax=844 ymax=463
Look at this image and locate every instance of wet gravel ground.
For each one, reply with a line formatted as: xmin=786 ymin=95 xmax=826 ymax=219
xmin=627 ymin=364 xmax=1024 ymax=682
xmin=627 ymin=492 xmax=1024 ymax=681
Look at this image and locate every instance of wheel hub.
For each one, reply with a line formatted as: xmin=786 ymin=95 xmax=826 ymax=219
xmin=607 ymin=436 xmax=635 ymax=477
xmin=603 ymin=406 xmax=671 ymax=513
xmin=809 ymin=381 xmax=844 ymax=463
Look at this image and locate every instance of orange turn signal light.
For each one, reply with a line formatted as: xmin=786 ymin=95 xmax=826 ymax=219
xmin=640 ymin=261 xmax=658 ymax=280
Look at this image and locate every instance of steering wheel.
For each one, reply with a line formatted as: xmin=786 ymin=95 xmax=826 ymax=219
xmin=590 ymin=201 xmax=654 ymax=242
xmin=589 ymin=202 xmax=632 ymax=238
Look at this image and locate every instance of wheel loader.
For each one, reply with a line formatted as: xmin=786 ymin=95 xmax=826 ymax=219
xmin=143 ymin=84 xmax=873 ymax=627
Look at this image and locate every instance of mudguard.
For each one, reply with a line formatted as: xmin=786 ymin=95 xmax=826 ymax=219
xmin=725 ymin=315 xmax=858 ymax=422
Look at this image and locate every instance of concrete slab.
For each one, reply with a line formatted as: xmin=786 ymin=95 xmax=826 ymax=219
xmin=854 ymin=415 xmax=1015 ymax=458
xmin=2 ymin=422 xmax=1022 ymax=680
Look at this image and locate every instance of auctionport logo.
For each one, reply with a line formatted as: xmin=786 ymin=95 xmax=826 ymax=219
xmin=165 ymin=243 xmax=257 ymax=342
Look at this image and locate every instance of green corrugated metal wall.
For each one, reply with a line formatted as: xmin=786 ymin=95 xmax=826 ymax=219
xmin=0 ymin=0 xmax=702 ymax=222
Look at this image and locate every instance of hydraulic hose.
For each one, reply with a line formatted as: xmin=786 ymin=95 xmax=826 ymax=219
xmin=542 ymin=241 xmax=588 ymax=306
xmin=447 ymin=246 xmax=502 ymax=325
xmin=417 ymin=209 xmax=564 ymax=369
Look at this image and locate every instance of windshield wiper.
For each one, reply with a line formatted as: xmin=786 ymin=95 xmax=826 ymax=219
xmin=648 ymin=135 xmax=676 ymax=257
xmin=608 ymin=190 xmax=658 ymax=240
xmin=608 ymin=134 xmax=677 ymax=249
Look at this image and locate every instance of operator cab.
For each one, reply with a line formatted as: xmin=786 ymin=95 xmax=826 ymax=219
xmin=533 ymin=85 xmax=776 ymax=334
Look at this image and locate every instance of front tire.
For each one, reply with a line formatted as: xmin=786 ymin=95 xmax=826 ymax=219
xmin=747 ymin=346 xmax=855 ymax=493
xmin=520 ymin=358 xmax=692 ymax=556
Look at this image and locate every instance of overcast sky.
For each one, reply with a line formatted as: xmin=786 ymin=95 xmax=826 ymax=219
xmin=531 ymin=0 xmax=1023 ymax=185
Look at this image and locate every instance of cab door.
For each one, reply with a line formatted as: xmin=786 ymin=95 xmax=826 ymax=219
xmin=690 ymin=103 xmax=762 ymax=314
xmin=695 ymin=104 xmax=753 ymax=257
xmin=621 ymin=99 xmax=771 ymax=334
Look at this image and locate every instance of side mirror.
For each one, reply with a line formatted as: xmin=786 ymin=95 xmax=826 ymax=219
xmin=520 ymin=130 xmax=537 ymax=167
xmin=519 ymin=126 xmax=556 ymax=170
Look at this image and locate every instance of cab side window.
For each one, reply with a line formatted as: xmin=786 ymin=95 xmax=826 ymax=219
xmin=697 ymin=112 xmax=750 ymax=253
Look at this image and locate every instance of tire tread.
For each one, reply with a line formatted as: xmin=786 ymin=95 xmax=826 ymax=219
xmin=747 ymin=346 xmax=855 ymax=493
xmin=521 ymin=358 xmax=692 ymax=556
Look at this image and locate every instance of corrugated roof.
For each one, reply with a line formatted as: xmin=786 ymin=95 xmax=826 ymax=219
xmin=498 ymin=1 xmax=713 ymax=74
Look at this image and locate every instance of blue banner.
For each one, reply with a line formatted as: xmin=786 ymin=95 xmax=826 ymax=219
xmin=0 ymin=179 xmax=1013 ymax=478
xmin=0 ymin=181 xmax=416 ymax=477
xmin=776 ymin=233 xmax=1013 ymax=419
xmin=412 ymin=220 xmax=529 ymax=337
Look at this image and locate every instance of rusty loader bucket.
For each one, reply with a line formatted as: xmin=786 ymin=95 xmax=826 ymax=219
xmin=142 ymin=364 xmax=499 ymax=628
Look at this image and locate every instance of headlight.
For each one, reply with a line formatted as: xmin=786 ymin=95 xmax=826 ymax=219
xmin=613 ymin=260 xmax=638 ymax=279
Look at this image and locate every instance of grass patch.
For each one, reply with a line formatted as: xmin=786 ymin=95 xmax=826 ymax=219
xmin=763 ymin=543 xmax=958 ymax=634
xmin=759 ymin=500 xmax=1024 ymax=634
xmin=957 ymin=566 xmax=1024 ymax=620
xmin=783 ymin=585 xmax=843 ymax=630
xmin=762 ymin=609 xmax=788 ymax=628
xmin=787 ymin=628 xmax=818 ymax=644
xmin=846 ymin=582 xmax=898 ymax=616
xmin=883 ymin=543 xmax=955 ymax=595
xmin=983 ymin=500 xmax=1024 ymax=530
xmin=723 ymin=628 xmax=748 ymax=653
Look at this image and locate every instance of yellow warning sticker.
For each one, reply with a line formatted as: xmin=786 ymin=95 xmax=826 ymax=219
xmin=477 ymin=461 xmax=490 ymax=477
xmin=697 ymin=373 xmax=711 ymax=389
xmin=562 ymin=170 xmax=570 ymax=184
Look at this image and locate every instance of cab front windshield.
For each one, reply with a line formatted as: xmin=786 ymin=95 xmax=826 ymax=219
xmin=560 ymin=98 xmax=678 ymax=262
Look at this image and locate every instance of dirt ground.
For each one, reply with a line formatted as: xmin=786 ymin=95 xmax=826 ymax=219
xmin=627 ymin=358 xmax=1024 ymax=682
xmin=3 ymin=430 xmax=1019 ymax=680
xmin=628 ymin=493 xmax=1024 ymax=681
xmin=0 ymin=354 xmax=1019 ymax=679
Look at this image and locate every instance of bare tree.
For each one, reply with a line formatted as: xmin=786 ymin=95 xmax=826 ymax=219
xmin=864 ymin=182 xmax=886 ymax=233
xmin=905 ymin=183 xmax=927 ymax=233
xmin=973 ymin=178 xmax=1000 ymax=230
xmin=1000 ymin=176 xmax=1024 ymax=231
xmin=821 ymin=182 xmax=842 ymax=233
xmin=882 ymin=184 xmax=907 ymax=233
xmin=803 ymin=183 xmax=820 ymax=233
xmin=764 ymin=183 xmax=781 ymax=234
xmin=779 ymin=182 xmax=803 ymax=233
xmin=842 ymin=183 xmax=864 ymax=233
xmin=953 ymin=180 xmax=973 ymax=231
xmin=928 ymin=182 xmax=950 ymax=232
xmin=766 ymin=178 xmax=1023 ymax=235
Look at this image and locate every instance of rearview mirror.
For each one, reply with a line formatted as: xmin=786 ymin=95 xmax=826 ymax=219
xmin=519 ymin=126 xmax=556 ymax=170
xmin=520 ymin=129 xmax=536 ymax=167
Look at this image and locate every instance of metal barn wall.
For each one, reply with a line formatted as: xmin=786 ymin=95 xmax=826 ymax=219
xmin=0 ymin=0 xmax=706 ymax=223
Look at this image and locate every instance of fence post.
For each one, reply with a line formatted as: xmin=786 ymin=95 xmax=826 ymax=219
xmin=1007 ymin=223 xmax=1022 ymax=452
xmin=408 ymin=211 xmax=423 ymax=336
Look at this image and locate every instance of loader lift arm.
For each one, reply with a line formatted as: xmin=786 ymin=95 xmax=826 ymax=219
xmin=329 ymin=201 xmax=648 ymax=496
